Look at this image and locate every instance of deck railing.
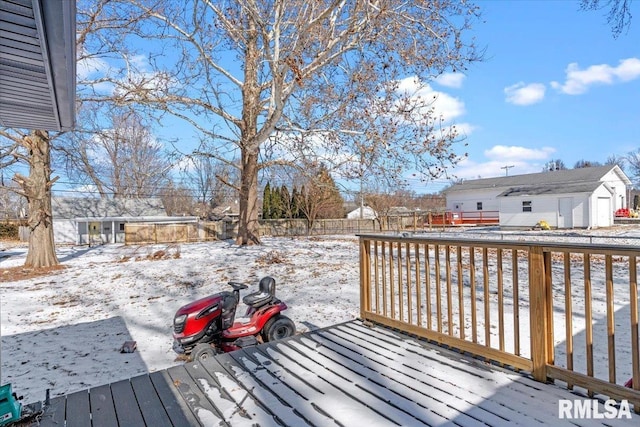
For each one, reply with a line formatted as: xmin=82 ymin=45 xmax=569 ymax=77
xmin=359 ymin=233 xmax=640 ymax=411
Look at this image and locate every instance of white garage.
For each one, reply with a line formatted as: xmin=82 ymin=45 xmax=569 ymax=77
xmin=444 ymin=165 xmax=631 ymax=229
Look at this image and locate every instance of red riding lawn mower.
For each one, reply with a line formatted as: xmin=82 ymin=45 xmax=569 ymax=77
xmin=172 ymin=276 xmax=296 ymax=361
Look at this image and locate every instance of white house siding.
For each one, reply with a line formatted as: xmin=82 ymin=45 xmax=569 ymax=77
xmin=446 ymin=190 xmax=502 ymax=212
xmin=53 ymin=220 xmax=80 ymax=244
xmin=499 ymin=193 xmax=593 ymax=229
xmin=590 ymin=184 xmax=615 ymax=228
xmin=600 ymin=169 xmax=628 ymax=211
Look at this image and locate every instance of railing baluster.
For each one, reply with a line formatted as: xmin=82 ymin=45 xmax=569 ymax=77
xmin=470 ymin=247 xmax=477 ymax=344
xmin=435 ymin=244 xmax=442 ymax=333
xmin=398 ymin=241 xmax=404 ymax=322
xmin=381 ymin=242 xmax=387 ymax=317
xmin=544 ymin=251 xmax=554 ymax=367
xmin=359 ymin=239 xmax=371 ymax=319
xmin=605 ymin=254 xmax=616 ymax=384
xmin=446 ymin=245 xmax=453 ymax=336
xmin=512 ymin=249 xmax=520 ymax=357
xmin=564 ymin=252 xmax=574 ymax=390
xmin=374 ymin=241 xmax=379 ymax=313
xmin=630 ymin=256 xmax=639 ymax=397
xmin=483 ymin=247 xmax=490 ymax=347
xmin=498 ymin=248 xmax=505 ymax=352
xmin=389 ymin=241 xmax=395 ymax=320
xmin=415 ymin=243 xmax=422 ymax=327
xmin=425 ymin=243 xmax=432 ymax=330
xmin=406 ymin=242 xmax=412 ymax=324
xmin=457 ymin=246 xmax=465 ymax=340
xmin=584 ymin=253 xmax=594 ymax=397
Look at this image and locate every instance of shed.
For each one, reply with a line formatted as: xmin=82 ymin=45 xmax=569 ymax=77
xmin=444 ymin=165 xmax=632 ymax=229
xmin=52 ymin=197 xmax=197 ymax=245
xmin=346 ymin=206 xmax=376 ymax=219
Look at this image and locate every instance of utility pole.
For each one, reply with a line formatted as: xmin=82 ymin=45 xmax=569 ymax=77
xmin=501 ymin=165 xmax=514 ymax=176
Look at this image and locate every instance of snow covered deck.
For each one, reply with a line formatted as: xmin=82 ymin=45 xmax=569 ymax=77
xmin=30 ymin=319 xmax=634 ymax=426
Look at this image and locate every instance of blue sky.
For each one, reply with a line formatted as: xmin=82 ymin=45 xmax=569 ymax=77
xmin=409 ymin=0 xmax=640 ymax=193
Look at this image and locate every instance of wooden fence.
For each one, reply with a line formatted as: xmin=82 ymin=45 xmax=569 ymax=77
xmin=124 ymin=218 xmax=416 ymax=244
xmin=124 ymin=223 xmax=199 ymax=245
xmin=358 ymin=233 xmax=640 ymax=412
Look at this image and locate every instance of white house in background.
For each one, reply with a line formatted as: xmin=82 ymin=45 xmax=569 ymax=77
xmin=52 ymin=197 xmax=198 ymax=244
xmin=346 ymin=206 xmax=377 ymax=219
xmin=444 ymin=165 xmax=632 ymax=229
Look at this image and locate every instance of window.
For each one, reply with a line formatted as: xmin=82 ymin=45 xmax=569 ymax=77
xmin=119 ymin=223 xmax=125 ymax=231
xmin=522 ymin=201 xmax=532 ymax=212
xmin=477 ymin=202 xmax=483 ymax=211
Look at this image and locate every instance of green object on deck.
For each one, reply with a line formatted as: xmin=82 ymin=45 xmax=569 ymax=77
xmin=0 ymin=384 xmax=21 ymax=426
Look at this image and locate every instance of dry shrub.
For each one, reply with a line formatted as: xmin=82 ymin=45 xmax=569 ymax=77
xmin=256 ymin=250 xmax=287 ymax=265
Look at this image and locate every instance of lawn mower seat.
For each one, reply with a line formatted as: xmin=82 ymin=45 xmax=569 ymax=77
xmin=243 ymin=276 xmax=276 ymax=308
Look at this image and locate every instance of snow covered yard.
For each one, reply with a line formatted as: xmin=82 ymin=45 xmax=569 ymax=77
xmin=0 ymin=236 xmax=361 ymax=403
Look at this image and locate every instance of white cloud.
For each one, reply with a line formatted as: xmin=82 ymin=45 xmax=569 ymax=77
xmin=504 ymin=82 xmax=546 ymax=106
xmin=434 ymin=72 xmax=466 ymax=88
xmin=484 ymin=145 xmax=555 ymax=161
xmin=396 ymin=77 xmax=466 ymax=122
xmin=551 ymin=57 xmax=640 ymax=95
xmin=447 ymin=145 xmax=556 ymax=181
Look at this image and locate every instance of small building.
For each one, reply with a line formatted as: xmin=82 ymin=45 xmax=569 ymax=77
xmin=444 ymin=165 xmax=632 ymax=229
xmin=52 ymin=197 xmax=198 ymax=245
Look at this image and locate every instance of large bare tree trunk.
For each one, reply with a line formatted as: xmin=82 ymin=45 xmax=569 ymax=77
xmin=237 ymin=147 xmax=260 ymax=244
xmin=14 ymin=130 xmax=59 ymax=268
xmin=236 ymin=18 xmax=261 ymax=245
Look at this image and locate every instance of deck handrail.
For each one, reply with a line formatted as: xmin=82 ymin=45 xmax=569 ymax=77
xmin=358 ymin=233 xmax=640 ymax=412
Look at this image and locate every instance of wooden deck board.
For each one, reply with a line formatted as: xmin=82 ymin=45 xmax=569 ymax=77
xmin=130 ymin=374 xmax=174 ymax=427
xmin=166 ymin=364 xmax=228 ymax=426
xmin=148 ymin=370 xmax=201 ymax=427
xmin=88 ymin=384 xmax=118 ymax=427
xmin=65 ymin=390 xmax=91 ymax=427
xmin=29 ymin=320 xmax=636 ymax=426
xmin=110 ymin=379 xmax=146 ymax=427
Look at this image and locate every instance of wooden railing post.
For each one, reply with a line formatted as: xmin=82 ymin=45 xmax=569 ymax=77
xmin=360 ymin=237 xmax=372 ymax=319
xmin=529 ymin=245 xmax=550 ymax=382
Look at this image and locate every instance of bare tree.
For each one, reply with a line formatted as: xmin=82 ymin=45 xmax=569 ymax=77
xmin=79 ymin=0 xmax=481 ymax=245
xmin=605 ymin=154 xmax=626 ymax=169
xmin=58 ymin=107 xmax=172 ymax=198
xmin=581 ymin=0 xmax=634 ymax=37
xmin=160 ymin=180 xmax=195 ymax=216
xmin=296 ymin=164 xmax=344 ymax=233
xmin=626 ymin=148 xmax=640 ymax=186
xmin=365 ymin=192 xmax=402 ymax=231
xmin=574 ymin=159 xmax=602 ymax=168
xmin=0 ymin=129 xmax=59 ymax=267
xmin=0 ymin=182 xmax=26 ymax=220
xmin=543 ymin=159 xmax=568 ymax=171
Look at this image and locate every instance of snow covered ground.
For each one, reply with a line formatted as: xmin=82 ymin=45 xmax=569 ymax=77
xmin=1 ymin=226 xmax=639 ymax=404
xmin=0 ymin=236 xmax=361 ymax=404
